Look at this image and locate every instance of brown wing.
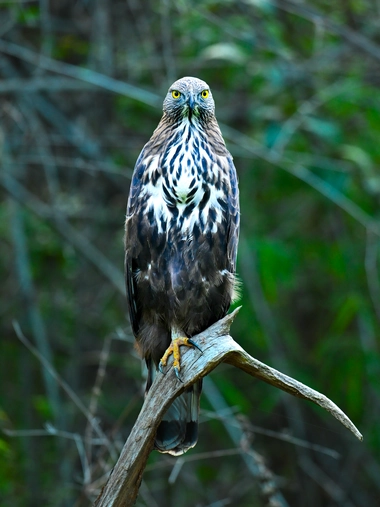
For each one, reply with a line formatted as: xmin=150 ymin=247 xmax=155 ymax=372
xmin=226 ymin=156 xmax=240 ymax=274
xmin=124 ymin=151 xmax=147 ymax=338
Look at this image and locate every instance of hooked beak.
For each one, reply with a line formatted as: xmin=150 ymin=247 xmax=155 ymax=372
xmin=188 ymin=93 xmax=195 ymax=110
xmin=187 ymin=93 xmax=196 ymax=120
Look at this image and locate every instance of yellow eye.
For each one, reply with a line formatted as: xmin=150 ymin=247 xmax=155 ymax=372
xmin=201 ymin=89 xmax=209 ymax=99
xmin=171 ymin=90 xmax=181 ymax=99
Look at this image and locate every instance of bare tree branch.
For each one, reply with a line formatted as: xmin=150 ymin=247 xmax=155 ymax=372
xmin=94 ymin=309 xmax=362 ymax=507
xmin=274 ymin=0 xmax=380 ymax=63
xmin=0 ymin=173 xmax=125 ymax=294
xmin=0 ymin=39 xmax=160 ymax=106
xmin=12 ymin=321 xmax=119 ymax=462
xmin=0 ymin=76 xmax=95 ymax=93
xmin=221 ymin=125 xmax=380 ymax=238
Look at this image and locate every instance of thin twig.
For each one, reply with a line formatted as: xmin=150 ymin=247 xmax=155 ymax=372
xmin=4 ymin=425 xmax=91 ymax=484
xmin=0 ymin=39 xmax=160 ymax=106
xmin=221 ymin=125 xmax=380 ymax=238
xmin=85 ymin=335 xmax=113 ymax=483
xmin=201 ymin=409 xmax=340 ymax=459
xmin=203 ymin=377 xmax=289 ymax=507
xmin=275 ymin=0 xmax=380 ymax=63
xmin=1 ymin=173 xmax=125 ymax=294
xmin=12 ymin=321 xmax=118 ymax=461
xmin=0 ymin=76 xmax=95 ymax=93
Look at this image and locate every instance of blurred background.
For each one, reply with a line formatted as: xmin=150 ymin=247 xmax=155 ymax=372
xmin=1 ymin=1 xmax=380 ymax=506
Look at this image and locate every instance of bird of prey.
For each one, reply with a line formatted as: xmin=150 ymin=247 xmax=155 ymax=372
xmin=125 ymin=76 xmax=240 ymax=455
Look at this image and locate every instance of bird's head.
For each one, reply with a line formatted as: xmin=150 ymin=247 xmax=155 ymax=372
xmin=163 ymin=76 xmax=215 ymax=122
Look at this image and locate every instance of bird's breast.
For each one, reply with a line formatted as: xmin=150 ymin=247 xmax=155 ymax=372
xmin=141 ymin=126 xmax=228 ymax=236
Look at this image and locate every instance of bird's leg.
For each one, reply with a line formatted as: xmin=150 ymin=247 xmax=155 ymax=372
xmin=159 ymin=328 xmax=202 ymax=380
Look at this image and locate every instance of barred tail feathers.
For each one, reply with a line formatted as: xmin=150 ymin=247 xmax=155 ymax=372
xmin=146 ymin=359 xmax=202 ymax=456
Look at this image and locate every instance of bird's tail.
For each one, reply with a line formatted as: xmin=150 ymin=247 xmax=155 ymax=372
xmin=146 ymin=359 xmax=202 ymax=456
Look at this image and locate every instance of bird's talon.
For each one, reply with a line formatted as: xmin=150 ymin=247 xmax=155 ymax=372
xmin=174 ymin=367 xmax=183 ymax=382
xmin=159 ymin=336 xmax=201 ymax=381
xmin=188 ymin=338 xmax=202 ymax=354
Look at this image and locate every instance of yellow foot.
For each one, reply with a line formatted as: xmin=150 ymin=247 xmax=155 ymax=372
xmin=159 ymin=337 xmax=202 ymax=380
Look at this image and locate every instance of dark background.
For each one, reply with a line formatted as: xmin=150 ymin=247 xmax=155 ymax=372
xmin=1 ymin=1 xmax=380 ymax=506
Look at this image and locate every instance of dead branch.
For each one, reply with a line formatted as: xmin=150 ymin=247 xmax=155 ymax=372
xmin=94 ymin=308 xmax=363 ymax=507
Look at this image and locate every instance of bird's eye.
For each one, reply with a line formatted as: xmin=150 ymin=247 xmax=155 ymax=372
xmin=171 ymin=90 xmax=181 ymax=99
xmin=201 ymin=90 xmax=209 ymax=99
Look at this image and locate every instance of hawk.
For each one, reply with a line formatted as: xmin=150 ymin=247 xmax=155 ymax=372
xmin=125 ymin=77 xmax=240 ymax=455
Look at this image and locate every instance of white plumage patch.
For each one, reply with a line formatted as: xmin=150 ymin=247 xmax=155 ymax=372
xmin=142 ymin=118 xmax=226 ymax=236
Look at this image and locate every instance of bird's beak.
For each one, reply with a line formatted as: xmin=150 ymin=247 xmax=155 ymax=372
xmin=188 ymin=93 xmax=195 ymax=110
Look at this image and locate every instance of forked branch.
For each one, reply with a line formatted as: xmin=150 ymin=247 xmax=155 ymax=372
xmin=94 ymin=307 xmax=363 ymax=507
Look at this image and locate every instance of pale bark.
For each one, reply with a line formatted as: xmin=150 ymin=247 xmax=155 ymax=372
xmin=94 ymin=308 xmax=362 ymax=507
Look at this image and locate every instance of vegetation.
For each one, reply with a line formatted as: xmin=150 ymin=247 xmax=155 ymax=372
xmin=1 ymin=1 xmax=380 ymax=506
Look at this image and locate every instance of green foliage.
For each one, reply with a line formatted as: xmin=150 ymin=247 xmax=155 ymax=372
xmin=1 ymin=0 xmax=380 ymax=506
xmin=16 ymin=5 xmax=40 ymax=25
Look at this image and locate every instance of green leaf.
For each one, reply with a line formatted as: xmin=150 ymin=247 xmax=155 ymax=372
xmin=201 ymin=43 xmax=247 ymax=64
